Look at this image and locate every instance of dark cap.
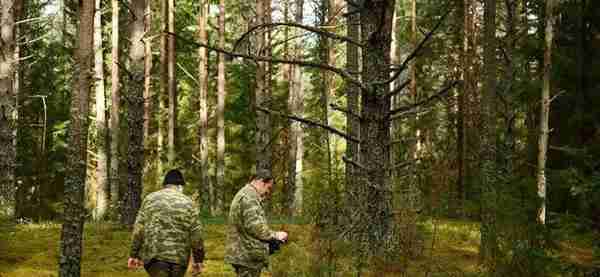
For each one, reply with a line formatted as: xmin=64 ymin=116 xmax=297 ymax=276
xmin=255 ymin=169 xmax=273 ymax=182
xmin=163 ymin=169 xmax=185 ymax=186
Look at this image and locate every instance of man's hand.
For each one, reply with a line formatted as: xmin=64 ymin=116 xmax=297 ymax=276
xmin=127 ymin=257 xmax=143 ymax=269
xmin=191 ymin=262 xmax=203 ymax=276
xmin=274 ymin=231 xmax=288 ymax=242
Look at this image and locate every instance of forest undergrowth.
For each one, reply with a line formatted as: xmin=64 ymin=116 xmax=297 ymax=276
xmin=0 ymin=218 xmax=596 ymax=277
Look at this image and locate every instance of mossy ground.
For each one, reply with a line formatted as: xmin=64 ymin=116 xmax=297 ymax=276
xmin=0 ymin=218 xmax=595 ymax=276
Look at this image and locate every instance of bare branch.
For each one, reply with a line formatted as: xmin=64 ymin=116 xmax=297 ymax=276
xmin=390 ymin=108 xmax=432 ymax=122
xmin=329 ymin=103 xmax=362 ymax=121
xmin=177 ymin=62 xmax=199 ymax=86
xmin=385 ymin=160 xmax=416 ymax=172
xmin=385 ymin=79 xmax=411 ymax=99
xmin=388 ymin=81 xmax=459 ymax=117
xmin=234 ymin=22 xmax=365 ymax=51
xmin=166 ymin=31 xmax=367 ymax=92
xmin=374 ymin=8 xmax=452 ymax=87
xmin=257 ymin=107 xmax=360 ymax=144
xmin=342 ymin=155 xmax=367 ymax=171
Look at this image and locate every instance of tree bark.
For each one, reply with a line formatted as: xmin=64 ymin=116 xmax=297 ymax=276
xmin=109 ymin=0 xmax=121 ymax=212
xmin=122 ymin=0 xmax=146 ymax=227
xmin=94 ymin=0 xmax=108 ymax=220
xmin=142 ymin=0 xmax=153 ymax=189
xmin=198 ymin=0 xmax=211 ymax=214
xmin=479 ymin=0 xmax=499 ymax=266
xmin=345 ymin=0 xmax=359 ymax=207
xmin=537 ymin=0 xmax=555 ymax=226
xmin=354 ymin=0 xmax=395 ymax=254
xmin=158 ymin=0 xmax=168 ymax=180
xmin=255 ymin=0 xmax=272 ymax=176
xmin=0 ymin=0 xmax=17 ymax=218
xmin=215 ymin=0 xmax=226 ymax=216
xmin=58 ymin=0 xmax=94 ymax=275
xmin=167 ymin=0 xmax=176 ymax=166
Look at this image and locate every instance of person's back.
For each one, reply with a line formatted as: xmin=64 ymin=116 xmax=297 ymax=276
xmin=134 ymin=188 xmax=197 ymax=264
xmin=129 ymin=169 xmax=204 ymax=277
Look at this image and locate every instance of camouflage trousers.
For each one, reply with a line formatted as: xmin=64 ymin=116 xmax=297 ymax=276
xmin=144 ymin=259 xmax=187 ymax=277
xmin=232 ymin=264 xmax=262 ymax=277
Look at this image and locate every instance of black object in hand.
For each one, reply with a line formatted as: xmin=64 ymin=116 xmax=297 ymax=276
xmin=268 ymin=239 xmax=285 ymax=255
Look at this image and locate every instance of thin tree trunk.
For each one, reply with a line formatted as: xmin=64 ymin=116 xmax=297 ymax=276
xmin=122 ymin=0 xmax=146 ymax=227
xmin=167 ymin=0 xmax=176 ymax=166
xmin=142 ymin=0 xmax=153 ymax=190
xmin=537 ymin=0 xmax=555 ymax=225
xmin=480 ymin=0 xmax=499 ymax=266
xmin=94 ymin=0 xmax=108 ymax=220
xmin=287 ymin=0 xmax=304 ymax=216
xmin=255 ymin=0 xmax=272 ymax=176
xmin=109 ymin=0 xmax=121 ymax=211
xmin=158 ymin=0 xmax=168 ymax=180
xmin=215 ymin=0 xmax=226 ymax=216
xmin=345 ymin=0 xmax=359 ymax=207
xmin=0 ymin=0 xmax=17 ymax=219
xmin=58 ymin=0 xmax=94 ymax=275
xmin=198 ymin=0 xmax=211 ymax=214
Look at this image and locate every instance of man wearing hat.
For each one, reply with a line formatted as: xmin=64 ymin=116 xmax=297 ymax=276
xmin=224 ymin=169 xmax=288 ymax=277
xmin=128 ymin=169 xmax=205 ymax=277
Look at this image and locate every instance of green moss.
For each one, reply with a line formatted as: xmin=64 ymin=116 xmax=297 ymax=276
xmin=0 ymin=218 xmax=596 ymax=276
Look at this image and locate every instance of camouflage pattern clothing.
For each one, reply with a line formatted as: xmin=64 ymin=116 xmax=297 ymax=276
xmin=130 ymin=187 xmax=205 ymax=267
xmin=225 ymin=184 xmax=275 ymax=270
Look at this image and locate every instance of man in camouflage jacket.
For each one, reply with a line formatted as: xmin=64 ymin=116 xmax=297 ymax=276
xmin=224 ymin=169 xmax=288 ymax=277
xmin=128 ymin=169 xmax=205 ymax=277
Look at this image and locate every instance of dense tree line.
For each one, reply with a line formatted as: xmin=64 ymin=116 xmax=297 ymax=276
xmin=0 ymin=0 xmax=598 ymax=275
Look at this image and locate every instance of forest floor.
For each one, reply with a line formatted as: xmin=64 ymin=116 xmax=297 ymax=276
xmin=0 ymin=218 xmax=597 ymax=277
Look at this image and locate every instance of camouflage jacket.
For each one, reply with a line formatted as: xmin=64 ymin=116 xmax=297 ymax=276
xmin=129 ymin=187 xmax=205 ymax=266
xmin=224 ymin=184 xmax=275 ymax=269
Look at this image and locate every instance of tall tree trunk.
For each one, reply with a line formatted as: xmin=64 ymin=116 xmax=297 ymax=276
xmin=167 ymin=0 xmax=176 ymax=166
xmin=345 ymin=0 xmax=359 ymax=207
xmin=353 ymin=0 xmax=395 ymax=255
xmin=158 ymin=0 xmax=168 ymax=180
xmin=287 ymin=0 xmax=304 ymax=216
xmin=0 ymin=0 xmax=17 ymax=219
xmin=537 ymin=0 xmax=555 ymax=225
xmin=142 ymin=0 xmax=153 ymax=190
xmin=197 ymin=0 xmax=211 ymax=214
xmin=109 ymin=0 xmax=121 ymax=212
xmin=58 ymin=0 xmax=94 ymax=275
xmin=215 ymin=0 xmax=226 ymax=216
xmin=479 ymin=0 xmax=499 ymax=266
xmin=255 ymin=0 xmax=271 ymax=176
xmin=122 ymin=0 xmax=146 ymax=227
xmin=94 ymin=0 xmax=108 ymax=220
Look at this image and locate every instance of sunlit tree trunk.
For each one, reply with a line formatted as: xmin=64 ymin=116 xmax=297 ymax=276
xmin=122 ymin=0 xmax=146 ymax=227
xmin=142 ymin=0 xmax=153 ymax=190
xmin=94 ymin=0 xmax=108 ymax=220
xmin=537 ymin=0 xmax=555 ymax=225
xmin=58 ymin=0 xmax=94 ymax=275
xmin=215 ymin=0 xmax=226 ymax=216
xmin=197 ymin=0 xmax=211 ymax=214
xmin=0 ymin=0 xmax=18 ymax=218
xmin=109 ymin=0 xmax=121 ymax=211
xmin=166 ymin=0 xmax=176 ymax=166
xmin=287 ymin=0 xmax=304 ymax=216
xmin=158 ymin=0 xmax=168 ymax=180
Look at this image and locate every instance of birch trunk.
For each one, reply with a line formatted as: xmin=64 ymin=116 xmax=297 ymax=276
xmin=198 ymin=0 xmax=211 ymax=214
xmin=0 ymin=0 xmax=17 ymax=218
xmin=215 ymin=0 xmax=226 ymax=216
xmin=167 ymin=0 xmax=176 ymax=165
xmin=109 ymin=0 xmax=121 ymax=211
xmin=537 ymin=0 xmax=555 ymax=225
xmin=94 ymin=0 xmax=108 ymax=220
